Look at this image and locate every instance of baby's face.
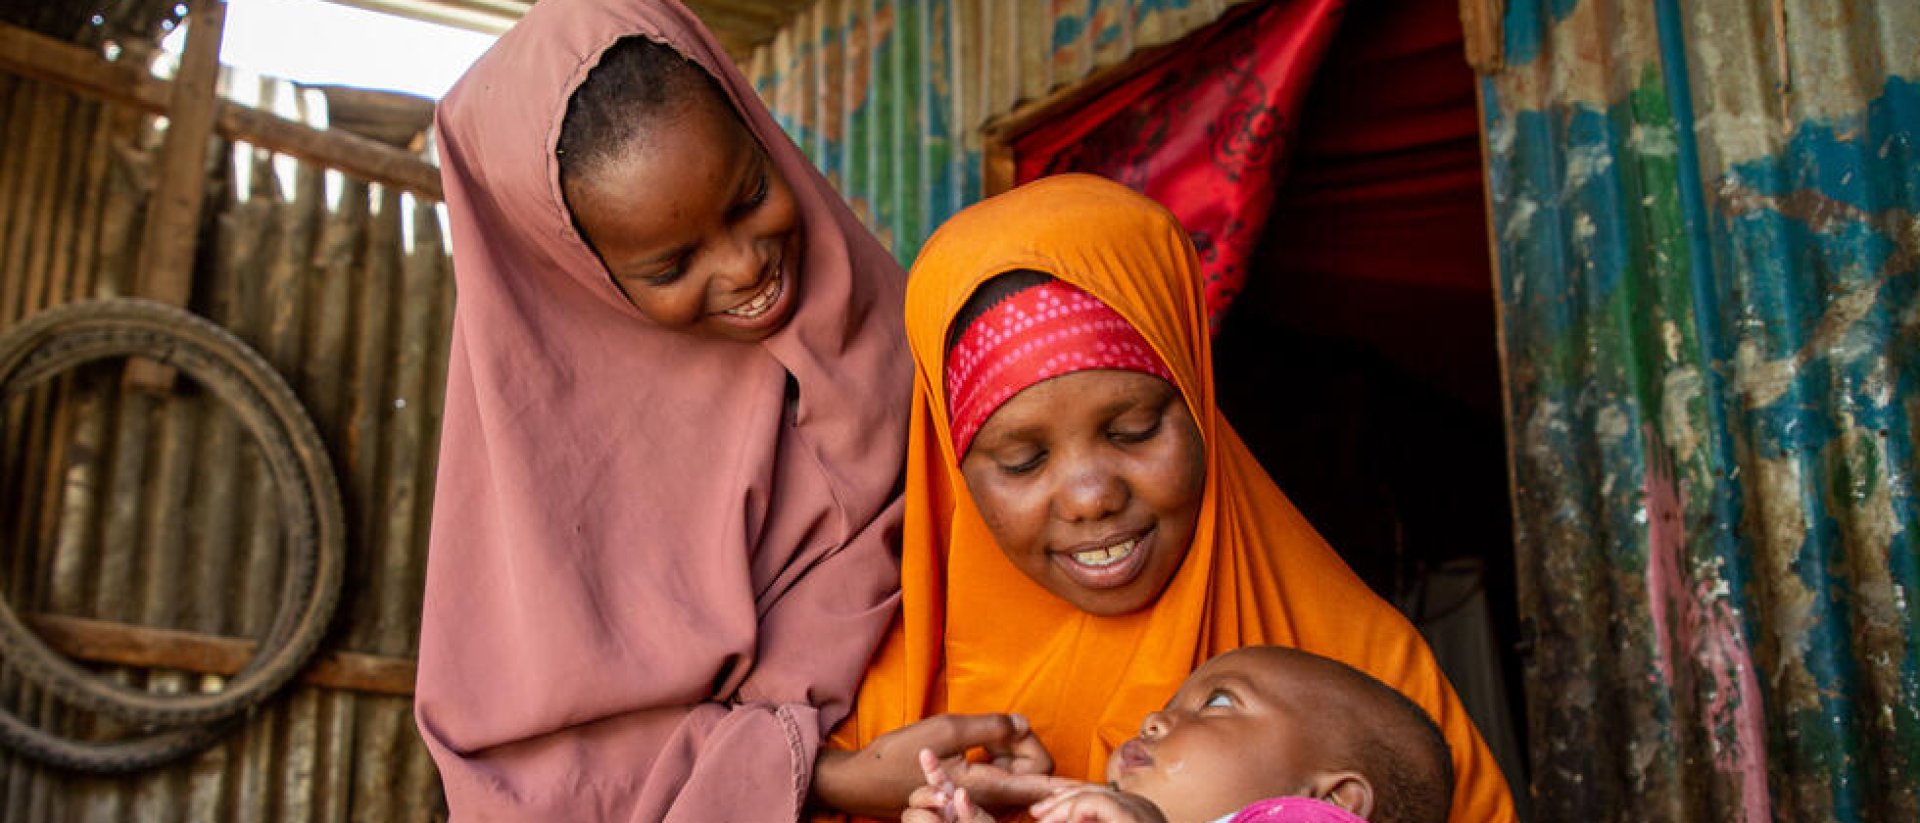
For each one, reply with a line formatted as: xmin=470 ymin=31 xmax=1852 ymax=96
xmin=959 ymin=369 xmax=1205 ymax=616
xmin=1105 ymin=647 xmax=1328 ymax=823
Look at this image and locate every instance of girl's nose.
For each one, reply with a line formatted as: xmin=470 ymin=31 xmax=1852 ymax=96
xmin=709 ymin=231 xmax=767 ymax=294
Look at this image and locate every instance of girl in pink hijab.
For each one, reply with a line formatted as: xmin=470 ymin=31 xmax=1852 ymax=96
xmin=416 ymin=1 xmax=1016 ymax=819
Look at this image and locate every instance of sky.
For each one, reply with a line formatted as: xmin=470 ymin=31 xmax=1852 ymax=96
xmin=164 ymin=0 xmax=498 ymax=99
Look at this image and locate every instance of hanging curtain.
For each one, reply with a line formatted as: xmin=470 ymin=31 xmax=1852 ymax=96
xmin=1011 ymin=0 xmax=1346 ymax=332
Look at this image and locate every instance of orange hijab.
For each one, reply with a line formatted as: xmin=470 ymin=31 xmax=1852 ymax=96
xmin=832 ymin=175 xmax=1514 ymax=823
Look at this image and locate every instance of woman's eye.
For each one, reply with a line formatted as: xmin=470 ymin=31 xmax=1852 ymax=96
xmin=998 ymin=450 xmax=1046 ymax=476
xmin=1110 ymin=416 xmax=1162 ymax=444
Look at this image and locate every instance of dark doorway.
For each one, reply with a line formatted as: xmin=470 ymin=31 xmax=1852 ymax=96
xmin=1210 ymin=0 xmax=1531 ymax=812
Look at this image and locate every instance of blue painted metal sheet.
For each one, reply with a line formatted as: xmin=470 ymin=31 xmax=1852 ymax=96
xmin=1480 ymin=0 xmax=1919 ymax=819
xmin=747 ymin=0 xmax=1249 ymax=263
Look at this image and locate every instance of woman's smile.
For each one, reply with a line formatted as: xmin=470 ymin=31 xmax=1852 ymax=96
xmin=1053 ymin=525 xmax=1155 ymax=589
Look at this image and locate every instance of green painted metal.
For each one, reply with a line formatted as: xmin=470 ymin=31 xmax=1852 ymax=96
xmin=1482 ymin=0 xmax=1920 ymax=819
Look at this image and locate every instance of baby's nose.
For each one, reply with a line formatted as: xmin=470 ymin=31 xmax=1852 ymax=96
xmin=1140 ymin=710 xmax=1170 ymax=740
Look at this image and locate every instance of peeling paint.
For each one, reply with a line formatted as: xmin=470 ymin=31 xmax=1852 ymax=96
xmin=1662 ymin=364 xmax=1703 ymax=457
xmin=1745 ymin=455 xmax=1819 ymax=704
xmin=1485 ymin=0 xmax=1919 ymax=817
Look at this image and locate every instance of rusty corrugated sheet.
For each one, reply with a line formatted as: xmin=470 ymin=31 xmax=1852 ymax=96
xmin=747 ymin=0 xmax=1252 ymax=262
xmin=1480 ymin=0 xmax=1919 ymax=819
xmin=0 ymin=70 xmax=450 ymax=821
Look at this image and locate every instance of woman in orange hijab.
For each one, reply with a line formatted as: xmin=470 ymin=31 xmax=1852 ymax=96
xmin=822 ymin=174 xmax=1516 ymax=823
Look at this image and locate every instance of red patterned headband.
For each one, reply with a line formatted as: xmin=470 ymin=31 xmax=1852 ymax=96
xmin=945 ymin=279 xmax=1174 ymax=456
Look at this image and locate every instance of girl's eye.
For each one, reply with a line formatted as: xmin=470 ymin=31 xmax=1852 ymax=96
xmin=1203 ymin=691 xmax=1234 ymax=709
xmin=748 ymin=170 xmax=770 ymax=205
xmin=643 ymin=265 xmax=685 ymax=287
xmin=737 ymin=168 xmax=770 ymax=213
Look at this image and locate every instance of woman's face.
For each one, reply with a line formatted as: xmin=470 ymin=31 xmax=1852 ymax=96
xmin=565 ymin=93 xmax=803 ymax=343
xmin=959 ymin=369 xmax=1206 ymax=615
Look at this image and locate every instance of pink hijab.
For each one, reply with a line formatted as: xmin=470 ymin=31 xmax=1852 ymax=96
xmin=415 ymin=1 xmax=909 ymax=820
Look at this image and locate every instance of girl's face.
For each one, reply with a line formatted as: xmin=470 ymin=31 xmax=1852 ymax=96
xmin=959 ymin=369 xmax=1205 ymax=615
xmin=566 ymin=93 xmax=803 ymax=343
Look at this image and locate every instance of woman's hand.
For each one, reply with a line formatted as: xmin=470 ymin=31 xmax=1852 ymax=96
xmin=1029 ymin=785 xmax=1168 ymax=823
xmin=813 ymin=713 xmax=1064 ymax=819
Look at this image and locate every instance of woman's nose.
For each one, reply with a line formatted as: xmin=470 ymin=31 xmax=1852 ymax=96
xmin=1140 ymin=711 xmax=1170 ymax=741
xmin=1056 ymin=462 xmax=1127 ymax=521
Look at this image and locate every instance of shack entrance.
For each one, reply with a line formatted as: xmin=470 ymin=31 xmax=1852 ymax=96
xmin=986 ymin=0 xmax=1531 ymax=806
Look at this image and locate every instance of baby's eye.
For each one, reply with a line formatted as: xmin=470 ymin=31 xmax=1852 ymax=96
xmin=1204 ymin=691 xmax=1234 ymax=709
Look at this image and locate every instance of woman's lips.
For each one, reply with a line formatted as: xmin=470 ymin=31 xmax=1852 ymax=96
xmin=1052 ymin=527 xmax=1154 ymax=590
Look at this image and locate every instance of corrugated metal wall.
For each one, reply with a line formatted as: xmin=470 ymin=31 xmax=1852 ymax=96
xmin=1480 ymin=0 xmax=1919 ymax=819
xmin=0 ymin=3 xmax=1262 ymax=815
xmin=0 ymin=69 xmax=449 ymax=821
xmin=746 ymin=0 xmax=1253 ymax=262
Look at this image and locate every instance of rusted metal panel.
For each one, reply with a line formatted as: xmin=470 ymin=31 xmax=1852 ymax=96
xmin=748 ymin=0 xmax=1252 ymax=261
xmin=0 ymin=64 xmax=450 ymax=819
xmin=1480 ymin=0 xmax=1919 ymax=819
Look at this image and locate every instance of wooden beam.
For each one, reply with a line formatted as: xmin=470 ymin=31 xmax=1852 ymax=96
xmin=217 ymin=103 xmax=443 ymax=196
xmin=0 ymin=22 xmax=443 ymax=200
xmin=29 ymin=613 xmax=417 ymax=697
xmin=1458 ymin=0 xmax=1504 ymax=74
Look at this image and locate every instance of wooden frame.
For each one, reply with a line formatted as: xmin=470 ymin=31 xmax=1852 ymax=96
xmin=978 ymin=37 xmax=1187 ymax=197
xmin=0 ymin=18 xmax=435 ymax=697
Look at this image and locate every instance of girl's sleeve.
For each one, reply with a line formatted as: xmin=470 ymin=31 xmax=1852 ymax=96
xmin=415 ymin=497 xmax=903 ymax=823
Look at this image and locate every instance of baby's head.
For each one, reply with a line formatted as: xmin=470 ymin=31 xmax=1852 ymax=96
xmin=558 ymin=36 xmax=803 ymax=343
xmin=1106 ymin=645 xmax=1453 ymax=823
xmin=946 ymin=272 xmax=1207 ymax=616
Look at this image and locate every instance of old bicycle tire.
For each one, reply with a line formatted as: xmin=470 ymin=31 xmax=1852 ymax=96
xmin=0 ymin=298 xmax=345 ymax=771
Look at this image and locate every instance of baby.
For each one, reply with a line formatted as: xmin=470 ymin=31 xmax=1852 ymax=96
xmin=907 ymin=645 xmax=1454 ymax=823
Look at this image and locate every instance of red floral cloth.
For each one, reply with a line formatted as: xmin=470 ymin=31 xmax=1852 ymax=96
xmin=1011 ymin=0 xmax=1345 ymax=332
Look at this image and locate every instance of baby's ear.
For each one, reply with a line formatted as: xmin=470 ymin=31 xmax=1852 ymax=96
xmin=1311 ymin=771 xmax=1374 ymax=820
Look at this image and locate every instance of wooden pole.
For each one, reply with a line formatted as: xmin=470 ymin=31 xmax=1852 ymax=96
xmin=126 ymin=0 xmax=228 ymax=391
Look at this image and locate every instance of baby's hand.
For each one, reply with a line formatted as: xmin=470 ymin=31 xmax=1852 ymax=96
xmin=903 ymin=749 xmax=993 ymax=823
xmin=916 ymin=717 xmax=1080 ymax=812
xmin=1029 ymin=785 xmax=1168 ymax=823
